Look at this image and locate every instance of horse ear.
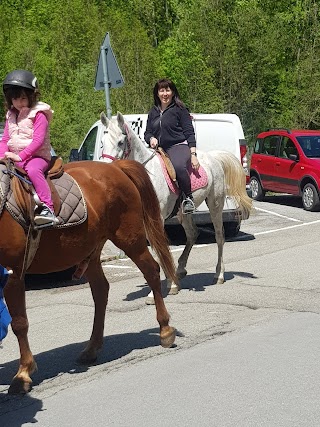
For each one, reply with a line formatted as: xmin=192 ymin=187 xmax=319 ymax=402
xmin=117 ymin=111 xmax=126 ymax=132
xmin=100 ymin=112 xmax=110 ymax=127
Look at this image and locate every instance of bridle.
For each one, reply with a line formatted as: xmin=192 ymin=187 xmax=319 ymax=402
xmin=101 ymin=123 xmax=132 ymax=161
xmin=101 ymin=122 xmax=158 ymax=166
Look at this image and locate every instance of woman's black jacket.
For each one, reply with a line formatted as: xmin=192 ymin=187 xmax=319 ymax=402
xmin=144 ymin=103 xmax=196 ymax=150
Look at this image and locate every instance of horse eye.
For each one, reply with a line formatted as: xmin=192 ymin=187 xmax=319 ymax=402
xmin=118 ymin=140 xmax=124 ymax=147
xmin=104 ymin=130 xmax=108 ymax=134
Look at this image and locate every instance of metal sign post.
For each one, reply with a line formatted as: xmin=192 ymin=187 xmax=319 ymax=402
xmin=101 ymin=45 xmax=112 ymax=119
xmin=95 ymin=32 xmax=125 ymax=119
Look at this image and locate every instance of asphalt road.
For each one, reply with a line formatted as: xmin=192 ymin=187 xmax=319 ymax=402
xmin=2 ymin=193 xmax=320 ymax=426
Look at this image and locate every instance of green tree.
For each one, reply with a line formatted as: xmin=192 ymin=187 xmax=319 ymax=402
xmin=157 ymin=31 xmax=222 ymax=112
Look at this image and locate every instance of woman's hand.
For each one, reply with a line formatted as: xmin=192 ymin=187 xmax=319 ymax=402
xmin=191 ymin=152 xmax=200 ymax=170
xmin=150 ymin=137 xmax=158 ymax=149
xmin=4 ymin=152 xmax=22 ymax=162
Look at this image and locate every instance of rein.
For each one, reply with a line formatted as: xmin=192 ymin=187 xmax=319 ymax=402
xmin=3 ymin=168 xmax=32 ymax=185
xmin=101 ymin=123 xmax=157 ymax=166
xmin=102 ymin=123 xmax=132 ymax=161
xmin=142 ymin=149 xmax=157 ymax=166
xmin=0 ymin=161 xmax=12 ymax=218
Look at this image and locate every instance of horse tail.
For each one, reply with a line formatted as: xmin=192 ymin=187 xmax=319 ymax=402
xmin=214 ymin=151 xmax=253 ymax=219
xmin=113 ymin=160 xmax=177 ymax=284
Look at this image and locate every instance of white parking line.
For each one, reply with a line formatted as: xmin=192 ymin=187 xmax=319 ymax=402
xmin=171 ymin=218 xmax=320 ymax=248
xmin=254 ymin=206 xmax=302 ymax=222
xmin=254 ymin=219 xmax=320 ymax=235
xmin=104 ymin=215 xmax=320 ymax=262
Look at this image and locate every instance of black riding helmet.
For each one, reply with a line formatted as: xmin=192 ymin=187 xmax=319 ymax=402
xmin=3 ymin=69 xmax=38 ymax=92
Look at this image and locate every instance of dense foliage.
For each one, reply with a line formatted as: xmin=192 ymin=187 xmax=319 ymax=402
xmin=1 ymin=0 xmax=320 ymax=158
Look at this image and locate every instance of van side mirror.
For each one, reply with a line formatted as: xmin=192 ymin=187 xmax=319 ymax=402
xmin=69 ymin=149 xmax=79 ymax=162
xmin=289 ymin=154 xmax=298 ymax=161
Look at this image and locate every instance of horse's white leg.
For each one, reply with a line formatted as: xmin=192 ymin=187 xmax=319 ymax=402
xmin=176 ymin=212 xmax=199 ymax=280
xmin=146 ymin=210 xmax=196 ymax=306
xmin=207 ymin=197 xmax=225 ymax=284
xmin=145 ymin=194 xmax=181 ymax=304
xmin=147 ymin=210 xmax=197 ymax=304
xmin=166 ymin=276 xmax=180 ymax=295
xmin=145 ymin=289 xmax=156 ymax=305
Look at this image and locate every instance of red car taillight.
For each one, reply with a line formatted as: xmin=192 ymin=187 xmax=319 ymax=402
xmin=240 ymin=144 xmax=247 ymax=162
xmin=239 ymin=141 xmax=250 ymax=184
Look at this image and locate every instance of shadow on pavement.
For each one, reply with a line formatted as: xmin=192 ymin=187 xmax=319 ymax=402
xmin=1 ymin=327 xmax=175 ymax=392
xmin=165 ymin=224 xmax=254 ymax=245
xmin=125 ymin=269 xmax=257 ymax=301
xmin=25 ymin=267 xmax=84 ymax=290
xmin=0 ymin=393 xmax=43 ymax=426
xmin=262 ymin=193 xmax=303 ymax=208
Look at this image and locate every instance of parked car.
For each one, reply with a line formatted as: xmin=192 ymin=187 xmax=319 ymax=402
xmin=250 ymin=128 xmax=320 ymax=211
xmin=70 ymin=113 xmax=251 ymax=236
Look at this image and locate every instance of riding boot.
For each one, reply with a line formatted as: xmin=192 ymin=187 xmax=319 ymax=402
xmin=182 ymin=193 xmax=196 ymax=215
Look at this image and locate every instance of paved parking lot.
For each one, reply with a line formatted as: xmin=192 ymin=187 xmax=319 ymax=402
xmin=3 ymin=193 xmax=320 ymax=425
xmin=98 ymin=194 xmax=320 ymax=284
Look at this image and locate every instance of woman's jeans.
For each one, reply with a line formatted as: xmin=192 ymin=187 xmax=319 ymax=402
xmin=165 ymin=143 xmax=192 ymax=197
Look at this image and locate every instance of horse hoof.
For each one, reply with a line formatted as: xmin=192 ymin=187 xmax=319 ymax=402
xmin=177 ymin=271 xmax=187 ymax=280
xmin=168 ymin=286 xmax=179 ymax=295
xmin=145 ymin=296 xmax=155 ymax=305
xmin=8 ymin=377 xmax=32 ymax=394
xmin=77 ymin=350 xmax=98 ymax=365
xmin=214 ymin=278 xmax=224 ymax=285
xmin=160 ymin=327 xmax=176 ymax=348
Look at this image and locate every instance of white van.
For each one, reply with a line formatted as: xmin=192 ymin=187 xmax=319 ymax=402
xmin=69 ymin=113 xmax=250 ymax=237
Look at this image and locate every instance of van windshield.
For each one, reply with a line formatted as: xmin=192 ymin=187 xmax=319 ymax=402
xmin=296 ymin=136 xmax=320 ymax=157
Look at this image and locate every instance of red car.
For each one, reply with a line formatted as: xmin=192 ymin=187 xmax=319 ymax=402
xmin=250 ymin=128 xmax=320 ymax=211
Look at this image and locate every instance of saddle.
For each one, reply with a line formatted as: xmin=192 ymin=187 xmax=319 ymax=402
xmin=10 ymin=156 xmax=63 ymax=217
xmin=156 ymin=147 xmax=176 ymax=181
xmin=0 ymin=157 xmax=87 ymax=231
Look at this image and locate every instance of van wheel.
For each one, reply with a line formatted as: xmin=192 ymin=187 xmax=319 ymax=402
xmin=250 ymin=176 xmax=265 ymax=201
xmin=302 ymin=183 xmax=320 ymax=211
xmin=224 ymin=222 xmax=240 ymax=238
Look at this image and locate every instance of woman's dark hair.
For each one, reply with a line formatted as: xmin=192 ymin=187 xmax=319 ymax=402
xmin=153 ymin=78 xmax=185 ymax=108
xmin=3 ymin=85 xmax=40 ymax=111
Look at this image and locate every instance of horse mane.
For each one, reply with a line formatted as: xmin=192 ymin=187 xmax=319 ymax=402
xmin=113 ymin=160 xmax=177 ymax=285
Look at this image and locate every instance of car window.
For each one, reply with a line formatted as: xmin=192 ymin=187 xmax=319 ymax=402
xmin=260 ymin=135 xmax=279 ymax=156
xmin=79 ymin=126 xmax=98 ymax=160
xmin=279 ymin=137 xmax=298 ymax=158
xmin=296 ymin=136 xmax=320 ymax=157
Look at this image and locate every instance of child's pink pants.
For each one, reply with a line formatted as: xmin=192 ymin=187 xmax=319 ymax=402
xmin=17 ymin=157 xmax=54 ymax=211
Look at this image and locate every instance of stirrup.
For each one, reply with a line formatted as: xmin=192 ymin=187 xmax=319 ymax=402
xmin=182 ymin=197 xmax=196 ymax=215
xmin=34 ymin=205 xmax=59 ymax=227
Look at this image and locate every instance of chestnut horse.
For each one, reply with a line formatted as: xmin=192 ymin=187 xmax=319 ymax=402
xmin=1 ymin=159 xmax=177 ymax=394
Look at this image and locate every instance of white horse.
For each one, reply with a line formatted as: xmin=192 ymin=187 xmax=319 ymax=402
xmin=100 ymin=112 xmax=252 ymax=304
